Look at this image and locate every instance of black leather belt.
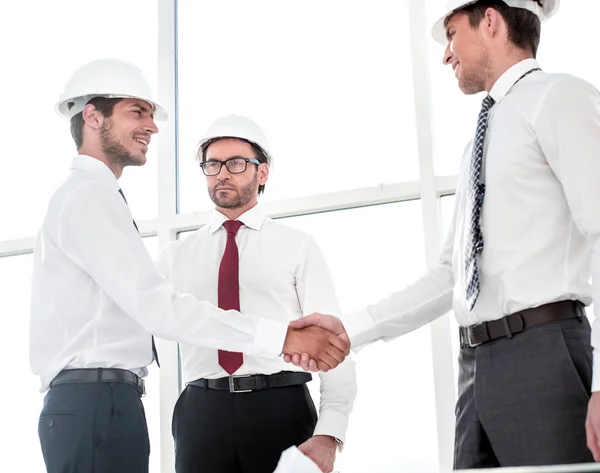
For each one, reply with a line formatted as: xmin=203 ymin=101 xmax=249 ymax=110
xmin=50 ymin=368 xmax=145 ymax=397
xmin=188 ymin=371 xmax=312 ymax=393
xmin=459 ymin=300 xmax=583 ymax=349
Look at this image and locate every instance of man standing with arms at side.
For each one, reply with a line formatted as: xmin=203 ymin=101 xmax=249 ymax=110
xmin=289 ymin=0 xmax=600 ymax=467
xmin=31 ymin=59 xmax=350 ymax=473
xmin=159 ymin=115 xmax=356 ymax=473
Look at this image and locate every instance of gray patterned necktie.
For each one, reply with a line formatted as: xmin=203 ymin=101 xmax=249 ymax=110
xmin=465 ymin=95 xmax=495 ymax=310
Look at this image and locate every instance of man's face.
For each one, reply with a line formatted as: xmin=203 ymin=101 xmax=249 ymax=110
xmin=100 ymin=98 xmax=158 ymax=167
xmin=443 ymin=12 xmax=489 ymax=94
xmin=205 ymin=138 xmax=268 ymax=210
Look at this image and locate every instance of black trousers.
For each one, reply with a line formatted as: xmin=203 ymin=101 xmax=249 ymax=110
xmin=172 ymin=382 xmax=318 ymax=473
xmin=454 ymin=316 xmax=594 ymax=468
xmin=38 ymin=382 xmax=150 ymax=473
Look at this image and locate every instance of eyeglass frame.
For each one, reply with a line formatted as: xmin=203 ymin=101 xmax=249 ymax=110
xmin=199 ymin=156 xmax=261 ymax=176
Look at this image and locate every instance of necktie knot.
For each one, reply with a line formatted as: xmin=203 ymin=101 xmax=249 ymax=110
xmin=223 ymin=220 xmax=243 ymax=235
xmin=482 ymin=95 xmax=495 ymax=111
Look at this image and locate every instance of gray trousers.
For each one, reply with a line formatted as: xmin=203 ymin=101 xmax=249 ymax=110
xmin=454 ymin=315 xmax=594 ymax=468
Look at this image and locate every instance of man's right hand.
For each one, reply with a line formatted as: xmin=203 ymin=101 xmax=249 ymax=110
xmin=282 ymin=324 xmax=350 ymax=372
xmin=282 ymin=313 xmax=351 ymax=372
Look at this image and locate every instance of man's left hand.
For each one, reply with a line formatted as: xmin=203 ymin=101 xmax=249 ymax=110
xmin=298 ymin=435 xmax=337 ymax=473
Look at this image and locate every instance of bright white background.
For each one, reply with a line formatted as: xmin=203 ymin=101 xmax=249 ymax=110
xmin=1 ymin=1 xmax=598 ymax=472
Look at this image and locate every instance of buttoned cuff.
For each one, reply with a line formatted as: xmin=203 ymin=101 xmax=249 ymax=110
xmin=344 ymin=308 xmax=380 ymax=352
xmin=253 ymin=317 xmax=289 ymax=358
xmin=313 ymin=409 xmax=349 ymax=451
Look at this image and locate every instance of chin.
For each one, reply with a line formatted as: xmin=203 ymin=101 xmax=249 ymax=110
xmin=131 ymin=154 xmax=147 ymax=167
xmin=458 ymin=81 xmax=483 ymax=95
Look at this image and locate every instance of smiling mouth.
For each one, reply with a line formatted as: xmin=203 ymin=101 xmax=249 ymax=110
xmin=134 ymin=138 xmax=149 ymax=147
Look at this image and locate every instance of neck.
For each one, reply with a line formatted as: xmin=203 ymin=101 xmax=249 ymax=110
xmin=78 ymin=145 xmax=124 ymax=179
xmin=217 ymin=200 xmax=258 ymax=221
xmin=483 ymin=50 xmax=533 ymax=93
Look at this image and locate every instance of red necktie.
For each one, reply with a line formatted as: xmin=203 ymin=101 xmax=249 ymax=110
xmin=218 ymin=220 xmax=244 ymax=374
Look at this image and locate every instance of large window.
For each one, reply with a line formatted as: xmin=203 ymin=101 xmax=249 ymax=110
xmin=282 ymin=201 xmax=438 ymax=472
xmin=0 ymin=0 xmax=159 ymax=241
xmin=176 ymin=1 xmax=419 ymax=214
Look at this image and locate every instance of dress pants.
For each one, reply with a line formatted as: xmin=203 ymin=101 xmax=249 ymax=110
xmin=172 ymin=382 xmax=317 ymax=473
xmin=454 ymin=315 xmax=594 ymax=468
xmin=38 ymin=382 xmax=150 ymax=473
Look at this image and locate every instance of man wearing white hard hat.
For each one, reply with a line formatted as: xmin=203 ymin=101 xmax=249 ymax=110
xmin=30 ymin=60 xmax=350 ymax=473
xmin=157 ymin=114 xmax=356 ymax=473
xmin=289 ymin=0 xmax=600 ymax=467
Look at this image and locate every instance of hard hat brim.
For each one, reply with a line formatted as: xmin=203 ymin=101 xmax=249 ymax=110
xmin=55 ymin=94 xmax=168 ymax=121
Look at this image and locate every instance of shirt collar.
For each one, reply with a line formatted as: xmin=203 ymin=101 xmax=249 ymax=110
xmin=489 ymin=58 xmax=540 ymax=103
xmin=208 ymin=204 xmax=267 ymax=234
xmin=70 ymin=155 xmax=120 ymax=191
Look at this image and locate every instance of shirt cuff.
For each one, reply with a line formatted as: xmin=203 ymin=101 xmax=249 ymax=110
xmin=253 ymin=317 xmax=289 ymax=358
xmin=313 ymin=409 xmax=349 ymax=450
xmin=344 ymin=308 xmax=380 ymax=352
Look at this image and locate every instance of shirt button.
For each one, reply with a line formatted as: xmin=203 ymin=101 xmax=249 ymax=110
xmin=48 ymin=419 xmax=54 ymax=427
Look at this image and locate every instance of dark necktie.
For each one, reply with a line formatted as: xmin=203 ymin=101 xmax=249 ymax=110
xmin=464 ymin=95 xmax=495 ymax=310
xmin=118 ymin=188 xmax=160 ymax=368
xmin=218 ymin=220 xmax=244 ymax=374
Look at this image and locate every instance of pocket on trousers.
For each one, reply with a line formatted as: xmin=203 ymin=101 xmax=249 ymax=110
xmin=555 ymin=326 xmax=591 ymax=400
xmin=38 ymin=413 xmax=81 ymax=463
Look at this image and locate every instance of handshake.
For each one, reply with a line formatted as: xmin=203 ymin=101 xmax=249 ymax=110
xmin=282 ymin=313 xmax=350 ymax=372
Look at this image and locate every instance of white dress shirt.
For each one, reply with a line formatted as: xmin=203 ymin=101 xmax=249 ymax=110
xmin=346 ymin=58 xmax=600 ymax=388
xmin=158 ymin=205 xmax=357 ymax=442
xmin=29 ymin=155 xmax=288 ymax=392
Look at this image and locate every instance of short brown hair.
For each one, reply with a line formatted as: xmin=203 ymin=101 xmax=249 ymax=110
xmin=199 ymin=138 xmax=269 ymax=195
xmin=69 ymin=97 xmax=122 ymax=149
xmin=450 ymin=0 xmax=542 ymax=57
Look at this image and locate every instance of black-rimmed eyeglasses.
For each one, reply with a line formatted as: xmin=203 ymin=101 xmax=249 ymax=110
xmin=200 ymin=157 xmax=260 ymax=176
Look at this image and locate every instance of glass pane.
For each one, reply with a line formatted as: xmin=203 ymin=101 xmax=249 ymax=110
xmin=281 ymin=201 xmax=436 ymax=472
xmin=0 ymin=254 xmax=45 ymax=471
xmin=0 ymin=0 xmax=159 ymax=241
xmin=177 ymin=1 xmax=419 ymax=214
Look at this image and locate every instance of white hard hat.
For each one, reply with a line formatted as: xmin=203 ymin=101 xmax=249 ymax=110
xmin=56 ymin=58 xmax=167 ymax=121
xmin=431 ymin=0 xmax=560 ymax=45
xmin=196 ymin=114 xmax=274 ymax=167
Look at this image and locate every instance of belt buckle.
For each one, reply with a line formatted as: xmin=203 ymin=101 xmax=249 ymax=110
xmin=460 ymin=326 xmax=481 ymax=348
xmin=229 ymin=375 xmax=253 ymax=393
xmin=467 ymin=324 xmax=483 ymax=348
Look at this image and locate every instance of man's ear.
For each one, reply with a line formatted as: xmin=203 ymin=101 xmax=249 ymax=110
xmin=258 ymin=162 xmax=269 ymax=186
xmin=82 ymin=103 xmax=103 ymax=130
xmin=482 ymin=7 xmax=504 ymax=41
